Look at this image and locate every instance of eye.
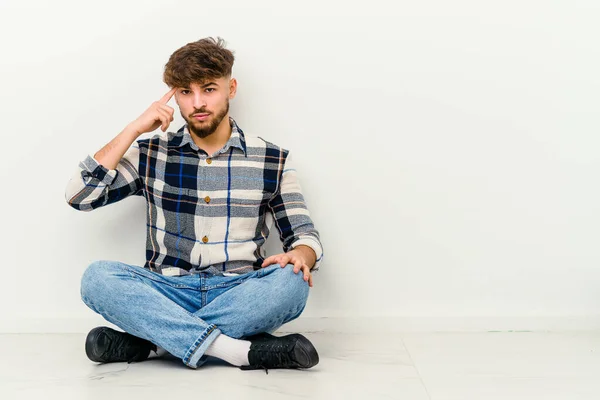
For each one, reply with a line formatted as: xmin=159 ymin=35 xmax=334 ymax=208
xmin=181 ymin=90 xmax=190 ymax=95
xmin=205 ymin=88 xmax=215 ymax=93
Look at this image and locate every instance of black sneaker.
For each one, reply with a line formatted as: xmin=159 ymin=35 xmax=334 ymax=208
xmin=239 ymin=332 xmax=319 ymax=374
xmin=85 ymin=326 xmax=156 ymax=364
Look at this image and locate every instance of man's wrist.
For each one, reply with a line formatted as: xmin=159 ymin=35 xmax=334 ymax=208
xmin=290 ymin=245 xmax=317 ymax=270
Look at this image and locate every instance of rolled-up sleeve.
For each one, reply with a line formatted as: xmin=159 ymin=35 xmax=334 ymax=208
xmin=65 ymin=143 xmax=143 ymax=211
xmin=268 ymin=150 xmax=324 ymax=273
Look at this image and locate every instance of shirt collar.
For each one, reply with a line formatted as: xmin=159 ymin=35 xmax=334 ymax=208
xmin=173 ymin=116 xmax=247 ymax=157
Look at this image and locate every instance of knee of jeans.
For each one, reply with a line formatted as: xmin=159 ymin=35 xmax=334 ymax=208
xmin=229 ymin=265 xmax=309 ymax=338
xmin=276 ymin=264 xmax=310 ymax=305
xmin=80 ymin=260 xmax=122 ymax=301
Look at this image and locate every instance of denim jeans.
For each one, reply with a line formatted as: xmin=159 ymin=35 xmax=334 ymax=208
xmin=80 ymin=260 xmax=310 ymax=369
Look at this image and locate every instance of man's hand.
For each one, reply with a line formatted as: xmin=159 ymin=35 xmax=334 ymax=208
xmin=261 ymin=246 xmax=316 ymax=287
xmin=128 ymin=87 xmax=177 ymax=135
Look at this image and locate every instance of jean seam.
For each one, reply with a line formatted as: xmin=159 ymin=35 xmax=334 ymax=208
xmin=122 ymin=266 xmax=208 ymax=318
xmin=123 ymin=265 xmax=197 ymax=290
xmin=202 ymin=277 xmax=252 ymax=290
xmin=183 ymin=324 xmax=220 ymax=368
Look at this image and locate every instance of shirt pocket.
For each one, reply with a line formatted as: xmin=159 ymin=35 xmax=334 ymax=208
xmin=228 ymin=190 xmax=271 ymax=240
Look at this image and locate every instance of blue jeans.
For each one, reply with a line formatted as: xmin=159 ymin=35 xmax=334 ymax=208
xmin=80 ymin=260 xmax=310 ymax=369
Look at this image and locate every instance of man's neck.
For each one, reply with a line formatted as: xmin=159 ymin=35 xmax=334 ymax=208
xmin=190 ymin=115 xmax=232 ymax=156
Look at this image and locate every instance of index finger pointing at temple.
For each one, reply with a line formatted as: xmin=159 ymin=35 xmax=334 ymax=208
xmin=159 ymin=87 xmax=177 ymax=104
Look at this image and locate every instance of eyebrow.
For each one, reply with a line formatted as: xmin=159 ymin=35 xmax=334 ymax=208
xmin=182 ymin=82 xmax=219 ymax=90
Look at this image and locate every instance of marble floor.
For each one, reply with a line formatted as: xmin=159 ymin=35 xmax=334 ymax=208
xmin=1 ymin=331 xmax=600 ymax=399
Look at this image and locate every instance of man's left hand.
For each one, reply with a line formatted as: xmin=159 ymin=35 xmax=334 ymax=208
xmin=261 ymin=248 xmax=315 ymax=287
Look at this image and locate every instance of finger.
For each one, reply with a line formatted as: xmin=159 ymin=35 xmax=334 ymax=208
xmin=156 ymin=108 xmax=170 ymax=120
xmin=263 ymin=256 xmax=273 ymax=263
xmin=308 ymin=272 xmax=313 ymax=287
xmin=262 ymin=255 xmax=277 ymax=267
xmin=158 ymin=104 xmax=175 ymax=119
xmin=159 ymin=87 xmax=177 ymax=104
xmin=156 ymin=114 xmax=169 ymax=132
xmin=274 ymin=255 xmax=284 ymax=267
xmin=293 ymin=260 xmax=302 ymax=274
xmin=156 ymin=109 xmax=170 ymax=131
xmin=159 ymin=107 xmax=174 ymax=122
xmin=262 ymin=259 xmax=274 ymax=268
xmin=302 ymin=265 xmax=310 ymax=282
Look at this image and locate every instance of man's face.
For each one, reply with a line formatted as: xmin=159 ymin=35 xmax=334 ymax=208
xmin=175 ymin=76 xmax=237 ymax=139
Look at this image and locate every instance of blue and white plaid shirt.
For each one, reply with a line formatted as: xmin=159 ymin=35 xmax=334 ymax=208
xmin=65 ymin=117 xmax=323 ymax=276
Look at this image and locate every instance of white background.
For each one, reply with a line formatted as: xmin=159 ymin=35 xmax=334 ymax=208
xmin=0 ymin=0 xmax=598 ymax=332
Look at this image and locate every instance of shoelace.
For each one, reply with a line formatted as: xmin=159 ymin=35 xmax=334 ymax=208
xmin=252 ymin=343 xmax=295 ymax=373
xmin=104 ymin=333 xmax=142 ymax=363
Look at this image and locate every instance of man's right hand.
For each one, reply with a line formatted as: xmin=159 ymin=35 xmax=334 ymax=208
xmin=128 ymin=87 xmax=177 ymax=135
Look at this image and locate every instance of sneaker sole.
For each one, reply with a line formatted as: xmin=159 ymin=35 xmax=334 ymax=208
xmin=292 ymin=334 xmax=320 ymax=368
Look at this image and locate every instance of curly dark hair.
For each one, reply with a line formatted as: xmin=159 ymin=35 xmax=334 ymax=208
xmin=163 ymin=37 xmax=235 ymax=88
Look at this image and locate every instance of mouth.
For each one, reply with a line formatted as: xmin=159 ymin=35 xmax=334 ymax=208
xmin=193 ymin=113 xmax=210 ymax=121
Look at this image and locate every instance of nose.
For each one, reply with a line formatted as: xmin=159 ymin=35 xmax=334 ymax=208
xmin=192 ymin=92 xmax=207 ymax=110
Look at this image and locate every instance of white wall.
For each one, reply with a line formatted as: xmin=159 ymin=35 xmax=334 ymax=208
xmin=1 ymin=0 xmax=599 ymax=333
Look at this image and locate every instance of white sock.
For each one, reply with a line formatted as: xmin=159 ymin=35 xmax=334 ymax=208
xmin=147 ymin=345 xmax=168 ymax=359
xmin=205 ymin=333 xmax=251 ymax=366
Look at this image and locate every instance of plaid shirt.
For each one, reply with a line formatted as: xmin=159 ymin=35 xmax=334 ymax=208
xmin=65 ymin=117 xmax=323 ymax=276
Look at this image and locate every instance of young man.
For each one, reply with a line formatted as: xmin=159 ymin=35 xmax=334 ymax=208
xmin=65 ymin=37 xmax=324 ymax=373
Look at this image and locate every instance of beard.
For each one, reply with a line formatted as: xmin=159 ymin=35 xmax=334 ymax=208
xmin=186 ymin=98 xmax=230 ymax=139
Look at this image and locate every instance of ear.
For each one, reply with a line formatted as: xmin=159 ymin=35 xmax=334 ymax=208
xmin=229 ymin=77 xmax=238 ymax=99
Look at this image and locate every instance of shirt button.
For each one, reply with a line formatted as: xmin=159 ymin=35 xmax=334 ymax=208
xmin=206 ymin=158 xmax=212 ymax=164
xmin=202 ymin=236 xmax=209 ymax=243
xmin=204 ymin=196 xmax=211 ymax=203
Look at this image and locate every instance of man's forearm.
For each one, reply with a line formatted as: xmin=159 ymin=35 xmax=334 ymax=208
xmin=94 ymin=124 xmax=140 ymax=170
xmin=289 ymin=245 xmax=317 ymax=270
